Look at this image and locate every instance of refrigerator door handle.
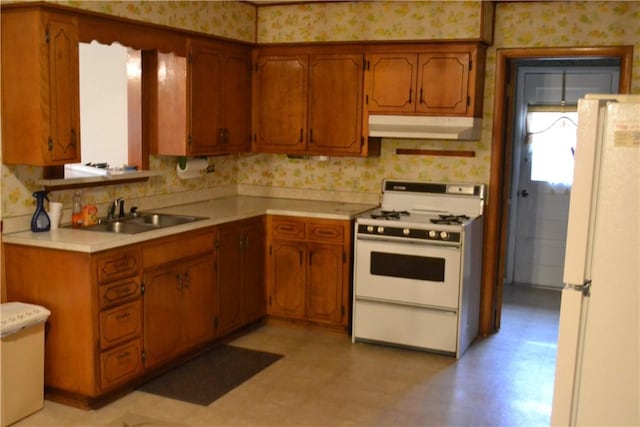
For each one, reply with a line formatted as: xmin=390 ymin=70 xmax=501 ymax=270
xmin=567 ymin=280 xmax=592 ymax=297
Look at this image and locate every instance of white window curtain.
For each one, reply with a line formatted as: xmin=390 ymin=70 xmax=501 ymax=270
xmin=526 ymin=110 xmax=578 ymax=191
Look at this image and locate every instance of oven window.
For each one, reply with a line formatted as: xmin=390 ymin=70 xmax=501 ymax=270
xmin=370 ymin=251 xmax=445 ymax=282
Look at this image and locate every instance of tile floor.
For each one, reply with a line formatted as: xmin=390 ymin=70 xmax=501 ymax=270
xmin=13 ymin=285 xmax=561 ymax=427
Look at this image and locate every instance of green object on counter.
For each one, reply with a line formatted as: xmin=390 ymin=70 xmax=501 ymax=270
xmin=177 ymin=156 xmax=188 ymax=171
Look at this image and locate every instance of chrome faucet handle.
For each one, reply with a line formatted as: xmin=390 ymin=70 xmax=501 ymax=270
xmin=107 ymin=200 xmax=117 ymax=220
xmin=118 ymin=198 xmax=125 ymax=219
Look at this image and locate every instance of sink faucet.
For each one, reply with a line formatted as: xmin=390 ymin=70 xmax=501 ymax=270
xmin=118 ymin=199 xmax=125 ymax=219
xmin=107 ymin=198 xmax=125 ymax=220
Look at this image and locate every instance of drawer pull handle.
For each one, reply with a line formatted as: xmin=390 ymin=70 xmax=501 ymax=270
xmin=116 ymin=351 xmax=131 ymax=360
xmin=115 ymin=312 xmax=131 ymax=321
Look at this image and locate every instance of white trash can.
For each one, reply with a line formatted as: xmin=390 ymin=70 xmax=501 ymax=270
xmin=1 ymin=302 xmax=51 ymax=427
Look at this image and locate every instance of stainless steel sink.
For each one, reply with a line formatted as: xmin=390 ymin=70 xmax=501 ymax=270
xmin=73 ymin=212 xmax=207 ymax=234
xmin=87 ymin=221 xmax=155 ymax=234
xmin=127 ymin=213 xmax=204 ymax=227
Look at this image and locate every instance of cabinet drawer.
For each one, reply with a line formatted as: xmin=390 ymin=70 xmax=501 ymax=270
xmin=100 ymin=339 xmax=143 ymax=391
xmin=143 ymin=231 xmax=215 ymax=268
xmin=307 ymin=222 xmax=345 ymax=244
xmin=271 ymin=218 xmax=305 ymax=240
xmin=97 ymin=248 xmax=141 ymax=284
xmin=100 ymin=301 xmax=141 ymax=350
xmin=100 ymin=278 xmax=140 ymax=309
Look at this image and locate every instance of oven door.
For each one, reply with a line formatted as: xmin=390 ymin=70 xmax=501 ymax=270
xmin=354 ymin=236 xmax=461 ymax=309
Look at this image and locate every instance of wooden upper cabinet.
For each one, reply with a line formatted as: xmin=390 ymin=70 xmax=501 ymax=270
xmin=222 ymin=51 xmax=253 ymax=152
xmin=365 ymin=44 xmax=485 ymax=118
xmin=253 ymin=51 xmax=367 ymax=156
xmin=307 ymin=54 xmax=363 ymax=155
xmin=151 ymin=39 xmax=252 ymax=156
xmin=366 ymin=53 xmax=417 ymax=113
xmin=189 ymin=42 xmax=224 ymax=155
xmin=253 ymin=55 xmax=308 ymax=154
xmin=417 ymin=52 xmax=471 ymax=115
xmin=1 ymin=8 xmax=80 ymax=165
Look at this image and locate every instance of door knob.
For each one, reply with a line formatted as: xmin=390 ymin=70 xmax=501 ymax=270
xmin=520 ymin=189 xmax=529 ymax=198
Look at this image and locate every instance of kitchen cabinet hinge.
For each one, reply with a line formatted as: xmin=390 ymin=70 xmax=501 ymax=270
xmin=342 ymin=251 xmax=347 ymax=263
xmin=365 ymin=94 xmax=369 ymax=105
xmin=469 ymin=60 xmax=472 ymax=71
xmin=188 ymin=135 xmax=193 ymax=148
xmin=141 ymin=282 xmax=145 ymax=295
xmin=268 ymin=296 xmax=272 ymax=306
xmin=365 ymin=60 xmax=370 ymax=71
xmin=360 ymin=136 xmax=364 ymax=147
xmin=47 ymin=138 xmax=53 ymax=152
xmin=467 ymin=96 xmax=471 ymax=106
xmin=44 ymin=30 xmax=50 ymax=43
xmin=341 ymin=305 xmax=345 ymax=317
xmin=141 ymin=350 xmax=146 ymax=364
xmin=215 ymin=239 xmax=220 ymax=249
xmin=188 ymin=53 xmax=193 ymax=64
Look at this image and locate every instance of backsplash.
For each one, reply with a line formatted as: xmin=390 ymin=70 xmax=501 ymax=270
xmin=1 ymin=1 xmax=638 ymax=229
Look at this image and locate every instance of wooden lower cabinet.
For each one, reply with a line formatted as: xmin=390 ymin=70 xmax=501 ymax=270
xmin=266 ymin=215 xmax=352 ymax=331
xmin=3 ymin=226 xmax=225 ymax=408
xmin=142 ymin=230 xmax=216 ymax=371
xmin=3 ymin=243 xmax=142 ymax=405
xmin=216 ymin=216 xmax=266 ymax=336
xmin=2 ymin=213 xmax=349 ymax=407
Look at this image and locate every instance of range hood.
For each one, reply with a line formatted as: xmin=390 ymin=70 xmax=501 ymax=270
xmin=368 ymin=115 xmax=482 ymax=140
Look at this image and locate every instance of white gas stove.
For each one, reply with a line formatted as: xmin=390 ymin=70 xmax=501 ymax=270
xmin=352 ymin=179 xmax=485 ymax=358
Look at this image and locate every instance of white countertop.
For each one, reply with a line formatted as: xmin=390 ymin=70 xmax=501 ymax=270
xmin=2 ymin=196 xmax=377 ymax=253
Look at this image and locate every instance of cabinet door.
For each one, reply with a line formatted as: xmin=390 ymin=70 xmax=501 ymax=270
xmin=217 ymin=224 xmax=243 ymax=335
xmin=365 ymin=53 xmax=417 ymax=113
xmin=306 ymin=243 xmax=344 ymax=324
xmin=268 ymin=240 xmax=306 ymax=318
xmin=151 ymin=51 xmax=188 ymax=156
xmin=222 ymin=51 xmax=252 ymax=152
xmin=242 ymin=219 xmax=266 ymax=324
xmin=47 ymin=15 xmax=80 ymax=163
xmin=254 ymin=55 xmax=308 ymax=153
xmin=143 ymin=264 xmax=182 ymax=370
xmin=189 ymin=43 xmax=223 ymax=155
xmin=416 ymin=52 xmax=470 ymax=115
xmin=181 ymin=254 xmax=216 ymax=347
xmin=308 ymin=54 xmax=363 ymax=155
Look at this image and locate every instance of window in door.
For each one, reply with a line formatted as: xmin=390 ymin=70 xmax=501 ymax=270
xmin=526 ymin=110 xmax=578 ymax=188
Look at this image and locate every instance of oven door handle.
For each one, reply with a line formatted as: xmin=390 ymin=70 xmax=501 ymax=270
xmin=354 ymin=296 xmax=458 ymax=315
xmin=356 ymin=234 xmax=461 ymax=248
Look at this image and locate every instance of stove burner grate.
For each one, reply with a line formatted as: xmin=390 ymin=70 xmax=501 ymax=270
xmin=370 ymin=210 xmax=410 ymax=220
xmin=430 ymin=214 xmax=470 ymax=225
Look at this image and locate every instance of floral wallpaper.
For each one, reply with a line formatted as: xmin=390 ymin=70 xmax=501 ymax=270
xmin=256 ymin=1 xmax=492 ymax=43
xmin=1 ymin=1 xmax=639 ymax=228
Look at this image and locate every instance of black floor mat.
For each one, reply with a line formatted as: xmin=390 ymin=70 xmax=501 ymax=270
xmin=138 ymin=345 xmax=283 ymax=406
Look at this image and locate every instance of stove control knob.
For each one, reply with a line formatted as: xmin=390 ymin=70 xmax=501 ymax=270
xmin=440 ymin=231 xmax=449 ymax=240
xmin=428 ymin=230 xmax=437 ymax=239
xmin=403 ymin=228 xmax=410 ymax=236
xmin=377 ymin=226 xmax=385 ymax=234
xmin=367 ymin=225 xmax=374 ymax=233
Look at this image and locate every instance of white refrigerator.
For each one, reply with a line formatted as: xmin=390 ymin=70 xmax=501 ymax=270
xmin=551 ymin=94 xmax=639 ymax=426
